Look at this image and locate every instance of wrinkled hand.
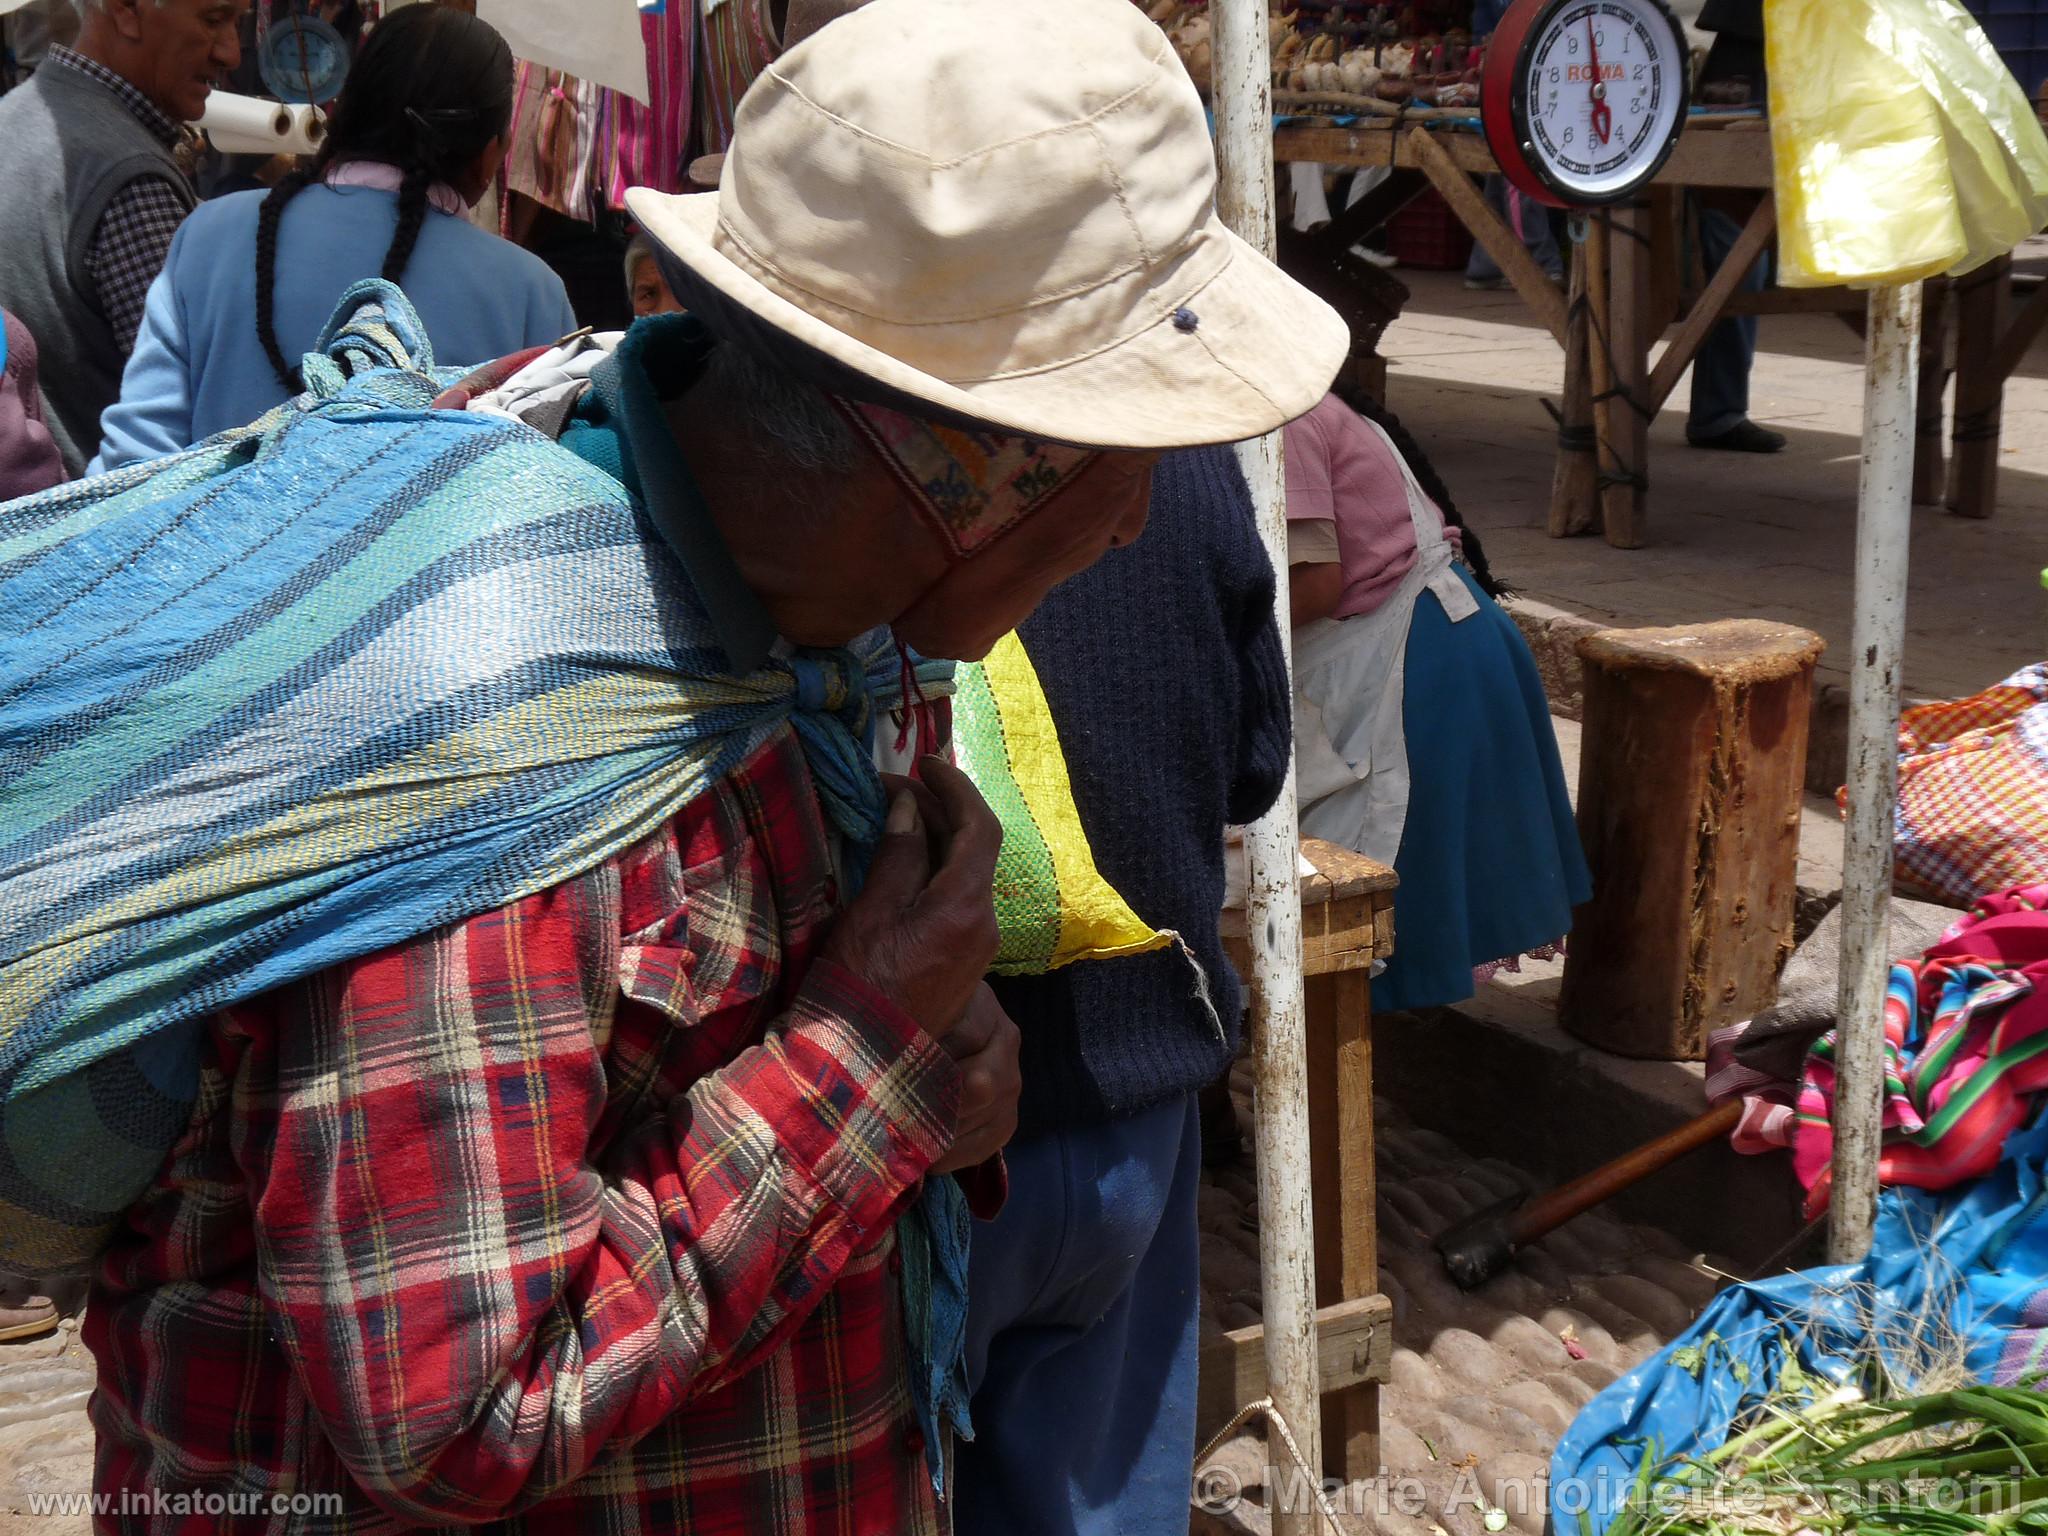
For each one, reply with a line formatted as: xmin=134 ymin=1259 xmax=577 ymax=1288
xmin=822 ymin=757 xmax=1001 ymax=1042
xmin=932 ymin=984 xmax=1021 ymax=1174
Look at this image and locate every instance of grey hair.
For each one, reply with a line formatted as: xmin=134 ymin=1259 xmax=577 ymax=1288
xmin=695 ymin=340 xmax=858 ymax=480
xmin=623 ymin=234 xmax=656 ymax=297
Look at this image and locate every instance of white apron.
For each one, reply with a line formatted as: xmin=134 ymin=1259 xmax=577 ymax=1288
xmin=1291 ymin=419 xmax=1481 ymax=866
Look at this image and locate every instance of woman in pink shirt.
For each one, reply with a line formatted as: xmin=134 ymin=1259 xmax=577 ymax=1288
xmin=0 ymin=311 xmax=64 ymax=503
xmin=1283 ymin=390 xmax=1589 ymax=1010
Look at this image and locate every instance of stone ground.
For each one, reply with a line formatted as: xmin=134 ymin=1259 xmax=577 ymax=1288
xmin=0 ymin=1322 xmax=94 ymax=1536
xmin=1383 ymin=258 xmax=2048 ymax=706
xmin=1197 ymin=1071 xmax=1729 ymax=1536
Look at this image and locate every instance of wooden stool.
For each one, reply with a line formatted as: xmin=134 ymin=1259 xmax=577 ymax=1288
xmin=1560 ymin=621 xmax=1825 ymax=1061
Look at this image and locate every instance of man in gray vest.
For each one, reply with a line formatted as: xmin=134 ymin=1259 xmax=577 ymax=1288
xmin=0 ymin=0 xmax=244 ymax=476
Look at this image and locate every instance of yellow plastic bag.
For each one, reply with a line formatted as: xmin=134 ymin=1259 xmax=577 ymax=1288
xmin=1768 ymin=0 xmax=2048 ymax=287
xmin=951 ymin=633 xmax=1172 ymax=976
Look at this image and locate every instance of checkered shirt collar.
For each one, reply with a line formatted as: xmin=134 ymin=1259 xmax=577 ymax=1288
xmin=46 ymin=45 xmax=181 ymax=149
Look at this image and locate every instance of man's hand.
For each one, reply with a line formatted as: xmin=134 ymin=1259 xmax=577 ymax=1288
xmin=932 ymin=984 xmax=1021 ymax=1174
xmin=822 ymin=757 xmax=1002 ymax=1041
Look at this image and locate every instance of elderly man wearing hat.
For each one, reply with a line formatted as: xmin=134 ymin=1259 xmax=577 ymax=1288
xmin=82 ymin=0 xmax=1344 ymax=1530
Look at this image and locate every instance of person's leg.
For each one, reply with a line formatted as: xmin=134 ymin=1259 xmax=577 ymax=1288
xmin=1466 ymin=177 xmax=1563 ymax=287
xmin=956 ymin=1096 xmax=1203 ymax=1536
xmin=1688 ymin=204 xmax=1783 ymax=450
xmin=1463 ymin=177 xmax=1509 ymax=287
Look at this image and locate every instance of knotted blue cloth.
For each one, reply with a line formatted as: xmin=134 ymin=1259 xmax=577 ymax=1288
xmin=0 ymin=283 xmax=972 ymax=1478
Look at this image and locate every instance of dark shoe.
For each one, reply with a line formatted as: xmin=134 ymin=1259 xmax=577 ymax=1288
xmin=0 ymin=1298 xmax=59 ymax=1342
xmin=1688 ymin=419 xmax=1787 ymax=453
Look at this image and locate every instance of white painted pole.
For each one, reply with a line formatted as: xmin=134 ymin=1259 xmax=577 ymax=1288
xmin=1831 ymin=280 xmax=1922 ymax=1266
xmin=1211 ymin=3 xmax=1324 ymax=1528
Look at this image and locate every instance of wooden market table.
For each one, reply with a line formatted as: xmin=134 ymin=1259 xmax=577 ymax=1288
xmin=1201 ymin=837 xmax=1396 ymax=1487
xmin=1272 ymin=113 xmax=2046 ymax=540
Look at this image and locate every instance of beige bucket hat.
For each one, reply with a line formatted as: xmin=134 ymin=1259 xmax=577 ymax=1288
xmin=627 ymin=0 xmax=1347 ymax=449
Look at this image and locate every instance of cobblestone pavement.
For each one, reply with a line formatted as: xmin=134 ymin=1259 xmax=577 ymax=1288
xmin=0 ymin=1320 xmax=94 ymax=1536
xmin=1198 ymin=1067 xmax=1733 ymax=1536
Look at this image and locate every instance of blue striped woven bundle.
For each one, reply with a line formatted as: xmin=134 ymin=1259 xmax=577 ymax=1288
xmin=0 ymin=283 xmax=889 ymax=1272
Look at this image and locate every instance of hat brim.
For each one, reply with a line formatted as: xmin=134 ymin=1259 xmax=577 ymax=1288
xmin=625 ymin=186 xmax=1351 ymax=450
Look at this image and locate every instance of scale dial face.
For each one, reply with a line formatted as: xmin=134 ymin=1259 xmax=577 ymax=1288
xmin=1484 ymin=0 xmax=1689 ymax=207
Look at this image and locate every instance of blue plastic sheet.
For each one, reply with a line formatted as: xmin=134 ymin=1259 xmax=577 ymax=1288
xmin=1549 ymin=1111 xmax=2048 ymax=1534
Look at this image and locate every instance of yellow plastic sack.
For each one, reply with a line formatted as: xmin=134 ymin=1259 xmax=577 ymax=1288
xmin=1767 ymin=0 xmax=2048 ymax=286
xmin=951 ymin=633 xmax=1172 ymax=976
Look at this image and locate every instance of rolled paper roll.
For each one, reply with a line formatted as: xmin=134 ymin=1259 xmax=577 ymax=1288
xmin=195 ymin=91 xmax=326 ymax=158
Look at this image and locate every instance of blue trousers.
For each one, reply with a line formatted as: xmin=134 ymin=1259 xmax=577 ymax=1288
xmin=954 ymin=1094 xmax=1203 ymax=1536
xmin=1689 ymin=204 xmax=1771 ymax=437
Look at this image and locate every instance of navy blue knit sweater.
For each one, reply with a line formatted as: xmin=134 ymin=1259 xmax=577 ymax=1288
xmin=991 ymin=446 xmax=1292 ymax=1135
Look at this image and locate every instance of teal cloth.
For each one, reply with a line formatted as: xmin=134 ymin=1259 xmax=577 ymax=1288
xmin=0 ymin=284 xmax=908 ymax=1279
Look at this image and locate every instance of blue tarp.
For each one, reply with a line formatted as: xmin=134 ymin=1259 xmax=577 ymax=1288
xmin=1549 ymin=1111 xmax=2048 ymax=1534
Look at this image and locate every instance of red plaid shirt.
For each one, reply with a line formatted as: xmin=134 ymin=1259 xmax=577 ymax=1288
xmin=86 ymin=728 xmax=966 ymax=1534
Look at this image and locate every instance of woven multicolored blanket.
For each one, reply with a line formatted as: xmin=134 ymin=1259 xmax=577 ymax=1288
xmin=1794 ymin=884 xmax=2048 ymax=1215
xmin=0 ymin=283 xmax=889 ymax=1273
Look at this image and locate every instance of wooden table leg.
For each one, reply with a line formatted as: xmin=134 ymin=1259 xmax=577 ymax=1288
xmin=1304 ymin=968 xmax=1377 ymax=1485
xmin=1601 ymin=200 xmax=1651 ymax=548
xmin=1549 ymin=238 xmax=1599 ymax=538
xmin=1914 ymin=278 xmax=1952 ymax=508
xmin=1948 ymin=253 xmax=2009 ymax=520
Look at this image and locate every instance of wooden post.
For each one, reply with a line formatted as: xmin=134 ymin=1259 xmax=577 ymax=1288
xmin=1914 ymin=279 xmax=1952 ymax=508
xmin=1586 ymin=214 xmax=1620 ymax=538
xmin=1601 ymin=201 xmax=1651 ymax=548
xmin=1559 ymin=621 xmax=1825 ymax=1061
xmin=1549 ymin=237 xmax=1599 ymax=537
xmin=1947 ymin=253 xmax=2009 ymax=520
xmin=1305 ymin=969 xmax=1377 ymax=1483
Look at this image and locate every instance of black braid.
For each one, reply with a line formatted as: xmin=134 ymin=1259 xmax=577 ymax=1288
xmin=248 ymin=5 xmax=516 ymax=397
xmin=255 ymin=167 xmax=320 ymax=394
xmin=381 ymin=165 xmax=434 ymax=285
xmin=1338 ymin=388 xmax=1509 ymax=600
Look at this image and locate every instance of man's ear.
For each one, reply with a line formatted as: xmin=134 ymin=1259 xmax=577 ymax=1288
xmin=104 ymin=0 xmax=151 ymax=44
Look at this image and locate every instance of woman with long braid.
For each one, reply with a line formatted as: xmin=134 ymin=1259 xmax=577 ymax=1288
xmin=1284 ymin=389 xmax=1591 ymax=1011
xmin=93 ymin=6 xmax=574 ymax=471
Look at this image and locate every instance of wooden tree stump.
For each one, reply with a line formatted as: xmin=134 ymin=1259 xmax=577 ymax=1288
xmin=1559 ymin=621 xmax=1825 ymax=1061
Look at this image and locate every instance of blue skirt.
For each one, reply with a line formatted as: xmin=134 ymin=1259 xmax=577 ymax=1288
xmin=1371 ymin=566 xmax=1592 ymax=1012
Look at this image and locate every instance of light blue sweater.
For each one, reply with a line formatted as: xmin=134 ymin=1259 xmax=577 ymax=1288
xmin=93 ymin=184 xmax=577 ymax=472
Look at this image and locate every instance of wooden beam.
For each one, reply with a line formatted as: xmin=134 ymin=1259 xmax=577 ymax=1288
xmin=1306 ymin=969 xmax=1379 ymax=1482
xmin=1915 ymin=280 xmax=1952 ymax=507
xmin=1195 ymin=1294 xmax=1395 ymax=1445
xmin=1989 ymin=272 xmax=2048 ymax=382
xmin=1647 ymin=194 xmax=1776 ymax=415
xmin=1405 ymin=126 xmax=1568 ymax=347
xmin=1276 ymin=122 xmax=1499 ymax=177
xmin=1585 ymin=214 xmax=1624 ymax=541
xmin=1948 ymin=253 xmax=2010 ymax=519
xmin=1601 ymin=202 xmax=1651 ymax=548
xmin=1274 ymin=120 xmax=1774 ymax=190
xmin=1550 ymin=239 xmax=1599 ymax=537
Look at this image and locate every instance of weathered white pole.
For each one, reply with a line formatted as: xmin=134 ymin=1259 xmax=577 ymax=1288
xmin=1831 ymin=280 xmax=1922 ymax=1266
xmin=1212 ymin=2 xmax=1324 ymax=1527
